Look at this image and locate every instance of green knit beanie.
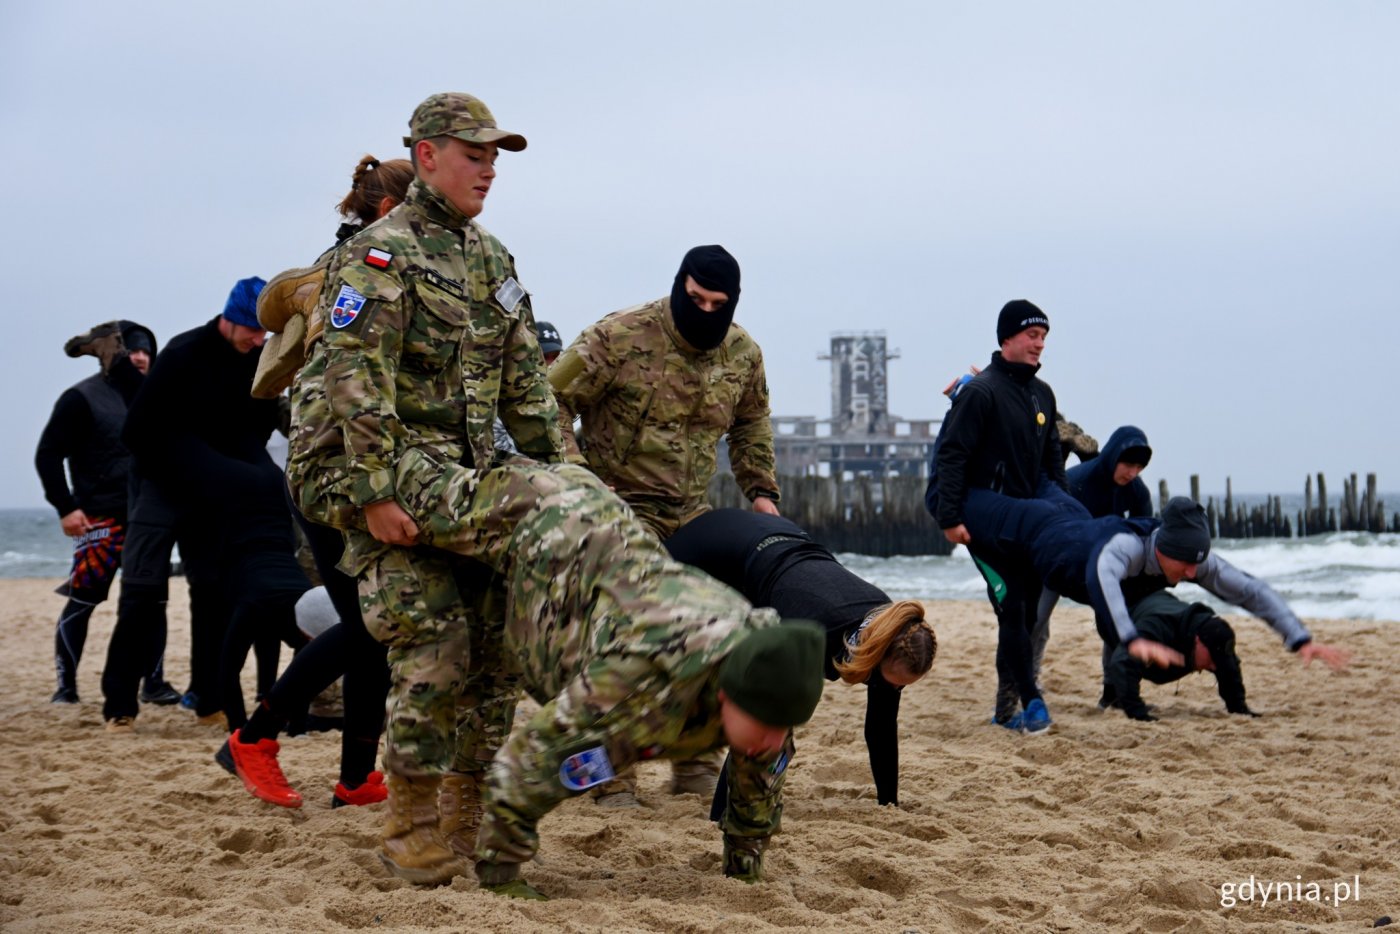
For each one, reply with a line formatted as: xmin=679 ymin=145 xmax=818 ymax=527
xmin=718 ymin=621 xmax=826 ymax=727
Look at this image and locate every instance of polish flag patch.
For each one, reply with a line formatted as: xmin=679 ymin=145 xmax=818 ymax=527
xmin=364 ymin=248 xmax=393 ymax=269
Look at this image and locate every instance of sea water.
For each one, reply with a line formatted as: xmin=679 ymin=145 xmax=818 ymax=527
xmin=4 ymin=508 xmax=1396 ymax=622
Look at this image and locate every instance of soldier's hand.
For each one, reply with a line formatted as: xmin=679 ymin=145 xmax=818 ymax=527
xmin=1128 ymin=638 xmax=1184 ymax=669
xmin=1299 ymin=641 xmax=1351 ymax=672
xmin=59 ymin=509 xmax=91 ymax=537
xmin=364 ymin=500 xmax=419 ymax=546
xmin=752 ymin=496 xmax=780 ymax=517
xmin=943 ymin=524 xmax=971 ymax=545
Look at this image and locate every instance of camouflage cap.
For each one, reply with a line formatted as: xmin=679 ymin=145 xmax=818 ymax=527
xmin=403 ymin=92 xmax=527 ymax=151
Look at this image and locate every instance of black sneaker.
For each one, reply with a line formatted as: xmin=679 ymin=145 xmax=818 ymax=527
xmin=51 ymin=687 xmax=80 ymax=704
xmin=214 ymin=739 xmax=237 ymax=776
xmin=141 ymin=681 xmax=183 ymax=706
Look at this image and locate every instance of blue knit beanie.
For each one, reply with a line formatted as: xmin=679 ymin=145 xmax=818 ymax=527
xmin=222 ymin=277 xmax=267 ymax=329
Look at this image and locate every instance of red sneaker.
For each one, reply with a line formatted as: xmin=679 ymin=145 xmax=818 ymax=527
xmin=227 ymin=728 xmax=302 ymax=808
xmin=333 ymin=770 xmax=387 ymax=808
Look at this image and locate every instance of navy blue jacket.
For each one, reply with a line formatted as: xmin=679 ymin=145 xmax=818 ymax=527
xmin=1066 ymin=425 xmax=1152 ymax=519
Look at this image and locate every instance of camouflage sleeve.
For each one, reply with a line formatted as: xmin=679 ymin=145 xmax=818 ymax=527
xmin=496 ymin=299 xmax=564 ymax=463
xmin=320 ymin=253 xmax=408 ymax=507
xmin=719 ymin=732 xmax=794 ymax=880
xmin=726 ymin=348 xmax=779 ymax=502
xmin=547 ymin=321 xmax=616 ymax=465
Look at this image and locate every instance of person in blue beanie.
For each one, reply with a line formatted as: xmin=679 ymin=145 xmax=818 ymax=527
xmin=100 ymin=277 xmax=306 ymax=733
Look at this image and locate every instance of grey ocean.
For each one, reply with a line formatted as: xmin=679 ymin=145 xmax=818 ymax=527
xmin=4 ymin=508 xmax=1397 ymax=622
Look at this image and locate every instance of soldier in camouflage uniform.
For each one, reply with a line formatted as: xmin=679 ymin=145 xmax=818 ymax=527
xmin=284 ymin=92 xmax=562 ymax=885
xmin=387 ymin=451 xmax=825 ymax=900
xmin=549 ymin=245 xmax=779 ymax=801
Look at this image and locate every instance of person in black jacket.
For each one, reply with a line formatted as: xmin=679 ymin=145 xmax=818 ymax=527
xmin=666 ymin=509 xmax=935 ymax=808
xmin=927 ymin=300 xmax=1065 ymax=734
xmin=101 ymin=278 xmax=309 ymax=732
xmin=1103 ymin=591 xmax=1253 ymax=722
xmin=36 ymin=321 xmax=179 ymax=704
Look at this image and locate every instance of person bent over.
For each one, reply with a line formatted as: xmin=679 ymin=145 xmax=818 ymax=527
xmin=1106 ymin=591 xmax=1254 ymax=721
xmin=392 ymin=455 xmax=826 ymax=899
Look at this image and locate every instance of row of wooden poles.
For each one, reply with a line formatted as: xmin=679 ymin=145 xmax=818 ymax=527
xmin=707 ymin=470 xmax=1395 ymax=557
xmin=1166 ymin=472 xmax=1396 ymax=539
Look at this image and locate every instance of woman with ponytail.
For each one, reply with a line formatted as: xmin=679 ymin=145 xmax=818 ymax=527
xmin=221 ymin=155 xmax=413 ymax=809
xmin=666 ymin=509 xmax=936 ymax=807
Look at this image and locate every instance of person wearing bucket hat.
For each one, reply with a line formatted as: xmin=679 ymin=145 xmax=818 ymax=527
xmin=369 ymin=452 xmax=825 ymax=897
xmin=943 ymin=489 xmax=1351 ymax=712
xmin=285 ymin=91 xmax=562 ymax=883
xmin=926 ymin=299 xmax=1065 ymax=734
xmin=38 ymin=319 xmax=174 ymax=706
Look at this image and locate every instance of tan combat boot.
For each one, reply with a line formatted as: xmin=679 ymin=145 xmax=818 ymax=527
xmin=380 ymin=773 xmax=466 ymax=885
xmin=670 ymin=752 xmax=723 ymax=797
xmin=439 ymin=770 xmax=485 ymax=860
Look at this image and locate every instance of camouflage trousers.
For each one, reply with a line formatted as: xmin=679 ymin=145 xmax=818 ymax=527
xmin=357 ymin=541 xmax=517 ymax=778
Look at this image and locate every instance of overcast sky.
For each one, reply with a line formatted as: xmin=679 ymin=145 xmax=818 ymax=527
xmin=4 ymin=1 xmax=1397 ymax=511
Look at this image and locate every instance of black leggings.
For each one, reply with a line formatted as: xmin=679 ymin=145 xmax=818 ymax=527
xmin=218 ymin=551 xmax=311 ymax=730
xmin=240 ymin=513 xmax=389 ymax=787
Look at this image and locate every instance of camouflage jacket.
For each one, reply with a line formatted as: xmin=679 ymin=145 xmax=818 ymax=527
xmin=548 ymin=298 xmax=777 ymax=538
xmin=285 ymin=180 xmax=562 ymax=556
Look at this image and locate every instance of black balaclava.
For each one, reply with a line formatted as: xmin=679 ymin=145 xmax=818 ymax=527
xmin=670 ymin=245 xmax=740 ymax=351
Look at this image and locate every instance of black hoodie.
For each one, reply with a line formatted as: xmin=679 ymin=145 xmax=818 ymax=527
xmin=1105 ymin=591 xmax=1249 ymax=719
xmin=927 ymin=351 xmax=1066 ymax=528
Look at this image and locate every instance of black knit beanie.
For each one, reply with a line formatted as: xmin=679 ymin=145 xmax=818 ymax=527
xmin=1158 ymin=497 xmax=1212 ymax=563
xmin=718 ymin=620 xmax=825 ymax=727
xmin=996 ymin=299 xmax=1049 ymax=345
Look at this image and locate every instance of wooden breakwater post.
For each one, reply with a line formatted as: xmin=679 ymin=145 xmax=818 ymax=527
xmin=709 ymin=470 xmax=1396 ymax=551
xmin=1210 ymin=477 xmax=1291 ymax=538
xmin=707 ymin=472 xmax=953 ymax=557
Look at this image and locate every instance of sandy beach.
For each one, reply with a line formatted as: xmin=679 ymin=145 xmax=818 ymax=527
xmin=1 ymin=577 xmax=1395 ymax=932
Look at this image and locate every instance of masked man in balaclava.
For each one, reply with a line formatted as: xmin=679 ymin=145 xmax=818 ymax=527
xmin=549 ymin=244 xmax=780 ymax=804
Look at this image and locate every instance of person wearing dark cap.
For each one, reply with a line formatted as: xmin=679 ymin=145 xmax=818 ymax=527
xmin=532 ymin=319 xmax=564 ymax=364
xmin=284 ymin=92 xmax=562 ymax=882
xmin=102 ymin=276 xmax=290 ymax=732
xmin=36 ymin=320 xmax=179 ymax=705
xmin=950 ymin=491 xmax=1350 ymax=714
xmin=548 ymin=245 xmax=779 ymax=801
xmin=368 ymin=453 xmax=824 ymax=897
xmin=926 ymin=299 xmax=1066 ymax=733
